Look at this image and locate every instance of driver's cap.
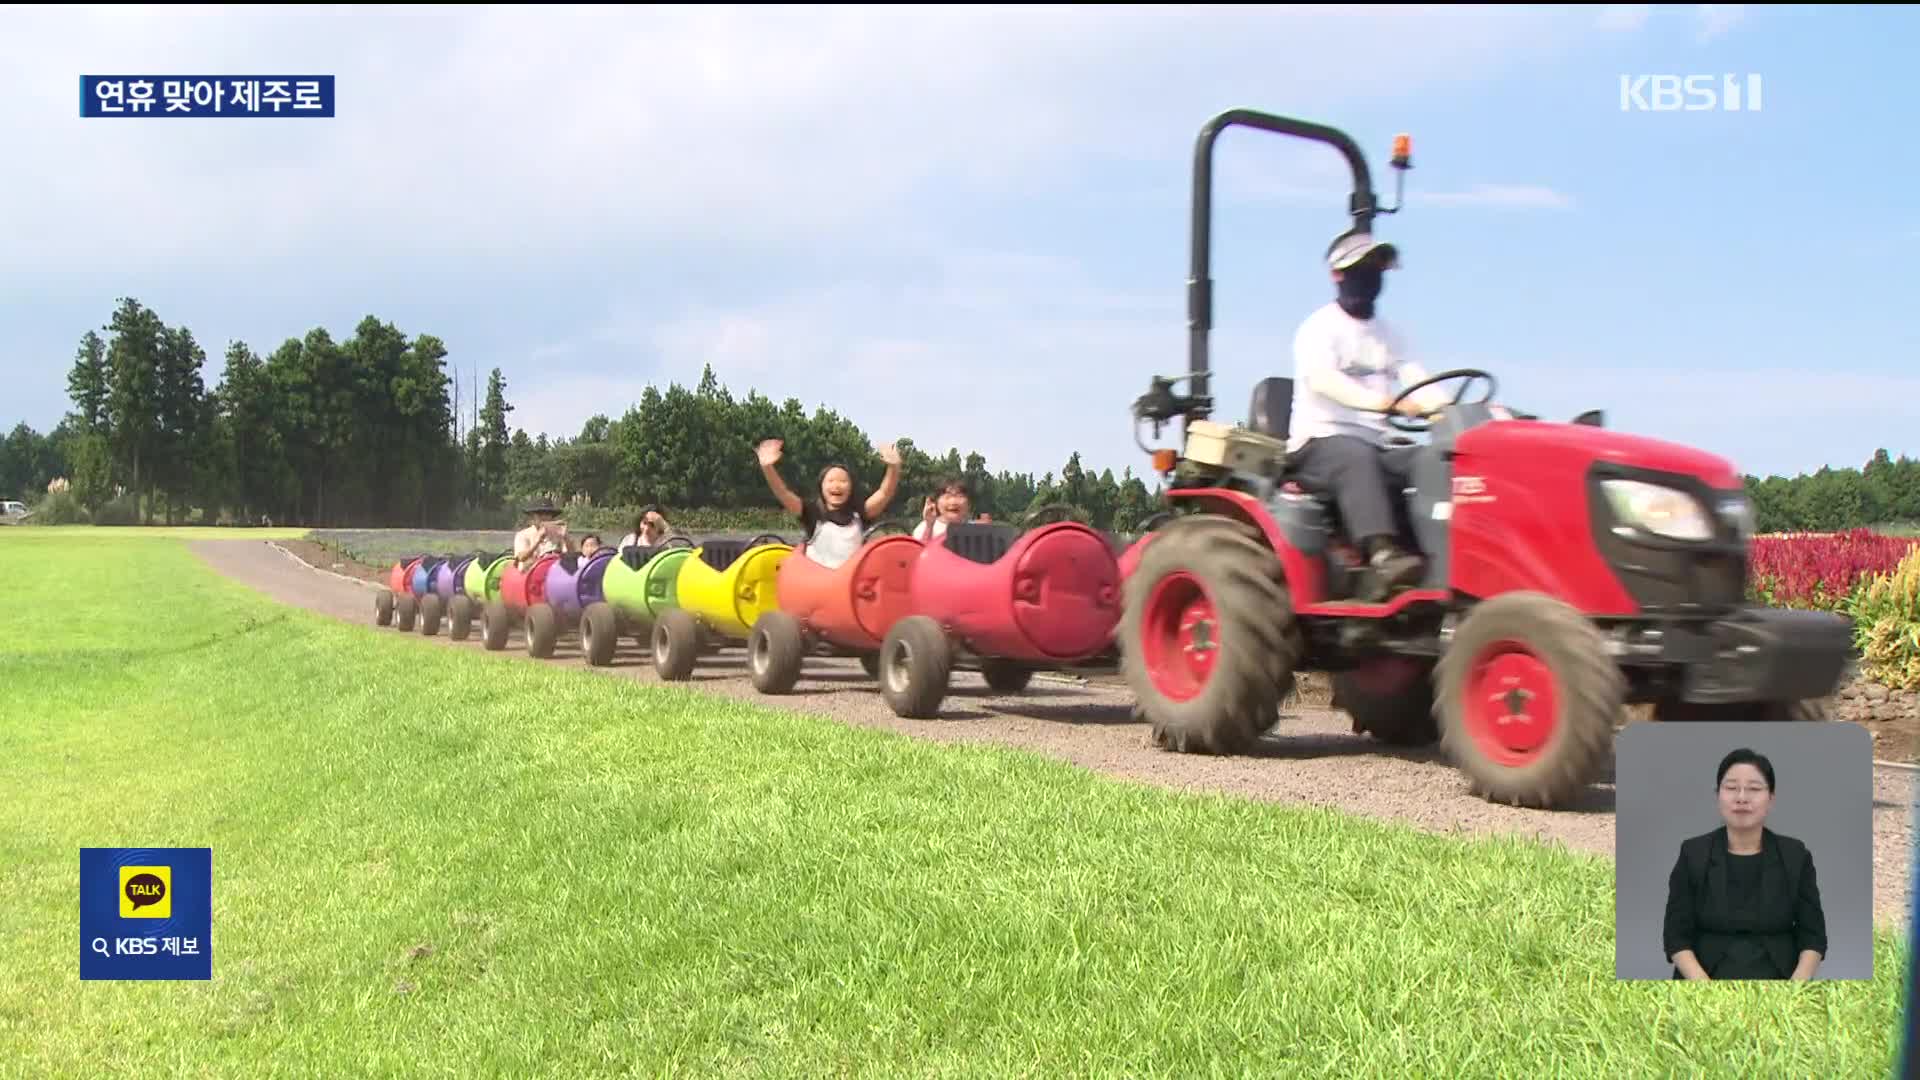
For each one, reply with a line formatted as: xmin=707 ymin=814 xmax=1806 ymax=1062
xmin=1327 ymin=232 xmax=1400 ymax=271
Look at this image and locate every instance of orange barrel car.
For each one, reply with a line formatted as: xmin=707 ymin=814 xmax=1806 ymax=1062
xmin=744 ymin=525 xmax=922 ymax=694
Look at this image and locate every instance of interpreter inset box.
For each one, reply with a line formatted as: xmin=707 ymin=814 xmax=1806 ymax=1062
xmin=1613 ymin=722 xmax=1872 ymax=981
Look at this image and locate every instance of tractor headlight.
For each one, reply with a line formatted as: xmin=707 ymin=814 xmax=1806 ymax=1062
xmin=1601 ymin=479 xmax=1715 ymax=542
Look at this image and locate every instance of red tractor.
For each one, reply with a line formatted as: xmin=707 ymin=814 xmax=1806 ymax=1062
xmin=1120 ymin=109 xmax=1854 ymax=810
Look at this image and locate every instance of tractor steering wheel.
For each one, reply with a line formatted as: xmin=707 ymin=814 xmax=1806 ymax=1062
xmin=1383 ymin=368 xmax=1498 ymax=433
xmin=656 ymin=535 xmax=695 ymax=551
xmin=744 ymin=532 xmax=789 ymax=548
xmin=864 ymin=521 xmax=912 ymax=541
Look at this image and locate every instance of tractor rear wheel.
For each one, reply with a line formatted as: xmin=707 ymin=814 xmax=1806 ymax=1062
xmin=653 ymin=609 xmax=701 ymax=681
xmin=1435 ymin=591 xmax=1622 ymax=809
xmin=1120 ymin=515 xmax=1297 ymax=755
xmin=1333 ymin=656 xmax=1440 ymax=747
xmin=879 ymin=615 xmax=953 ymax=719
xmin=397 ymin=594 xmax=417 ymax=633
xmin=582 ymin=602 xmax=618 ymax=667
xmin=525 ymin=604 xmax=558 ymax=659
xmin=448 ymin=595 xmax=474 ymax=641
xmin=748 ymin=612 xmax=807 ymax=695
xmin=375 ymin=589 xmax=394 ymax=627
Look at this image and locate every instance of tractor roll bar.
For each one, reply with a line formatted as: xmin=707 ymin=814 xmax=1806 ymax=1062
xmin=1187 ymin=110 xmax=1380 ymax=418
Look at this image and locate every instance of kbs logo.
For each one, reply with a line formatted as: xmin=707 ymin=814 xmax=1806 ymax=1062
xmin=1619 ymin=74 xmax=1763 ymax=112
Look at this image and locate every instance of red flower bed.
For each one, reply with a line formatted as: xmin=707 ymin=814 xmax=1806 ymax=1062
xmin=1749 ymin=528 xmax=1920 ymax=610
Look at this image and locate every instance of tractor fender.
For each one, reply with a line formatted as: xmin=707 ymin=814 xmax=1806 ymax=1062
xmin=1164 ymin=487 xmax=1328 ymax=605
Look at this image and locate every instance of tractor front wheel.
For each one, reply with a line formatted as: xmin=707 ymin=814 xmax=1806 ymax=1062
xmin=1333 ymin=656 xmax=1440 ymax=747
xmin=1436 ymin=591 xmax=1622 ymax=809
xmin=1120 ymin=515 xmax=1297 ymax=755
xmin=375 ymin=589 xmax=394 ymax=627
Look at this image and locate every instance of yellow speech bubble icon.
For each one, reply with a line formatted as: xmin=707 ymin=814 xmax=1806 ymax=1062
xmin=120 ymin=865 xmax=171 ymax=919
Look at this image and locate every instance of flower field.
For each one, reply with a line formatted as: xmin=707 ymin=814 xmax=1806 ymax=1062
xmin=1750 ymin=528 xmax=1920 ymax=691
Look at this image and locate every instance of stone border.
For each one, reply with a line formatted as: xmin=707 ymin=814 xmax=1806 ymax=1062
xmin=269 ymin=540 xmax=378 ymax=591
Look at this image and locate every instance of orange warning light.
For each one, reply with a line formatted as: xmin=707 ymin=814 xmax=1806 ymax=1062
xmin=1151 ymin=449 xmax=1178 ymax=474
xmin=1391 ymin=133 xmax=1412 ymax=168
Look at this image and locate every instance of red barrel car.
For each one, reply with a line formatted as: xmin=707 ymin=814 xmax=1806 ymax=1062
xmin=484 ymin=551 xmax=563 ymax=656
xmin=877 ymin=511 xmax=1123 ymax=718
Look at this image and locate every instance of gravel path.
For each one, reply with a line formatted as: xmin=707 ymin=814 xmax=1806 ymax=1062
xmin=190 ymin=539 xmax=1917 ymax=930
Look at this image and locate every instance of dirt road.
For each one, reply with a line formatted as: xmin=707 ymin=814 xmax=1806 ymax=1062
xmin=191 ymin=539 xmax=1917 ymax=930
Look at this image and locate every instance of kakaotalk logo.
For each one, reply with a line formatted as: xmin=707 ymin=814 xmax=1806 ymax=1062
xmin=1620 ymin=74 xmax=1763 ymax=112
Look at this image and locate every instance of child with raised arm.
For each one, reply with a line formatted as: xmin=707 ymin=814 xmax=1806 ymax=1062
xmin=913 ymin=476 xmax=976 ymax=542
xmin=756 ymin=437 xmax=902 ymax=569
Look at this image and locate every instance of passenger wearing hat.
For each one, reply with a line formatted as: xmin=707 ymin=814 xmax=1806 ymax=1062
xmin=513 ymin=499 xmax=571 ymax=570
xmin=1285 ymin=231 xmax=1454 ymax=598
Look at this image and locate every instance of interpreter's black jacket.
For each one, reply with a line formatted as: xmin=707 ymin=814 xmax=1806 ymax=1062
xmin=1663 ymin=826 xmax=1827 ymax=980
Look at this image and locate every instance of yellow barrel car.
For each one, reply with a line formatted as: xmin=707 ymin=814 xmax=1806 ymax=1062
xmin=652 ymin=533 xmax=793 ymax=680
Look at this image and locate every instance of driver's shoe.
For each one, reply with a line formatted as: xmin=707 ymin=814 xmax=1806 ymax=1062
xmin=1366 ymin=547 xmax=1426 ymax=600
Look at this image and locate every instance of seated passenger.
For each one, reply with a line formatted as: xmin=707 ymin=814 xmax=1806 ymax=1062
xmin=513 ymin=500 xmax=571 ymax=570
xmin=756 ymin=437 xmax=902 ymax=569
xmin=618 ymin=506 xmax=672 ymax=551
xmin=912 ymin=476 xmax=977 ymax=542
xmin=578 ymin=534 xmax=603 ymax=558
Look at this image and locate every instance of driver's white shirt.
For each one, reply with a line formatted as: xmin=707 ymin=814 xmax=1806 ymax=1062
xmin=1286 ymin=302 xmax=1447 ymax=452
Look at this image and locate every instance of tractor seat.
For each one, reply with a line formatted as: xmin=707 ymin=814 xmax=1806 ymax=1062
xmin=1249 ymin=376 xmax=1293 ymax=442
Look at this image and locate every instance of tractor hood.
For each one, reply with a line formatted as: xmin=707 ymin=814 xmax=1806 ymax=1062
xmin=1455 ymin=419 xmax=1743 ymax=489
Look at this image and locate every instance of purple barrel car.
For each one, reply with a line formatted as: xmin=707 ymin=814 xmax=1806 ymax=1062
xmin=539 ymin=548 xmax=626 ymax=667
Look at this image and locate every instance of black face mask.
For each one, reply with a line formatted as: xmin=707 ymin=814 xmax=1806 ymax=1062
xmin=1337 ymin=268 xmax=1384 ymax=319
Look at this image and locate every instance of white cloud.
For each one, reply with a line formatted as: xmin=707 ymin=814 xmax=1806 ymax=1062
xmin=1695 ymin=4 xmax=1748 ymax=41
xmin=1595 ymin=5 xmax=1653 ymax=31
xmin=0 ymin=6 xmax=1658 ymax=476
xmin=1417 ymin=184 xmax=1575 ymax=210
xmin=0 ymin=6 xmax=1597 ymax=273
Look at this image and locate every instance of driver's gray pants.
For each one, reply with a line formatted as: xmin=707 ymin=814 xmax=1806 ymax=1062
xmin=1288 ymin=435 xmax=1419 ymax=547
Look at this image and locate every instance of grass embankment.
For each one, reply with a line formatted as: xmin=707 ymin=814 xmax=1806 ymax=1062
xmin=0 ymin=532 xmax=1909 ymax=1077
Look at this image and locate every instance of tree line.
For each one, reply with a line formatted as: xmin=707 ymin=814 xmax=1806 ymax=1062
xmin=2 ymin=298 xmax=1162 ymax=531
xmin=3 ymin=297 xmax=1915 ymax=535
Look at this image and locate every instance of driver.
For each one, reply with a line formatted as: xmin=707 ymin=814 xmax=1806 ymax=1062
xmin=1285 ymin=231 xmax=1453 ymax=597
xmin=512 ymin=499 xmax=571 ymax=570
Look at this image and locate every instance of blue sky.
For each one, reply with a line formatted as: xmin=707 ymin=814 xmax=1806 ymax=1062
xmin=3 ymin=5 xmax=1916 ymax=486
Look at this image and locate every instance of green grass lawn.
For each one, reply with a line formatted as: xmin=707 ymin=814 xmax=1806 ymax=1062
xmin=0 ymin=532 xmax=1910 ymax=1077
